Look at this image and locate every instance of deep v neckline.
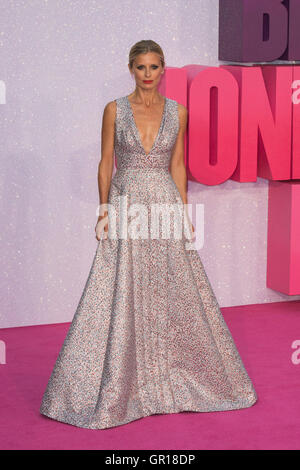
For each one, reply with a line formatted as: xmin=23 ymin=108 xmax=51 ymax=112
xmin=126 ymin=95 xmax=167 ymax=157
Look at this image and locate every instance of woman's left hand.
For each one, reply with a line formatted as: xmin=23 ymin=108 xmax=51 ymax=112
xmin=189 ymin=222 xmax=196 ymax=240
xmin=185 ymin=216 xmax=196 ymax=241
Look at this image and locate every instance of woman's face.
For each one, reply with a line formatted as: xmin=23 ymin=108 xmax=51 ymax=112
xmin=129 ymin=52 xmax=164 ymax=90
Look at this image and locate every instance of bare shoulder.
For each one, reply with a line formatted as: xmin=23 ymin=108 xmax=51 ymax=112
xmin=177 ymin=102 xmax=188 ymax=129
xmin=178 ymin=102 xmax=187 ymax=112
xmin=178 ymin=102 xmax=188 ymax=117
xmin=103 ymin=100 xmax=117 ymax=117
xmin=102 ymin=100 xmax=117 ymax=128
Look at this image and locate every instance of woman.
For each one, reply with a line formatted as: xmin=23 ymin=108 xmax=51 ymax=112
xmin=40 ymin=40 xmax=258 ymax=430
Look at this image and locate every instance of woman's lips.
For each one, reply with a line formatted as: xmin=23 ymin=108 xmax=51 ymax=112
xmin=143 ymin=80 xmax=153 ymax=83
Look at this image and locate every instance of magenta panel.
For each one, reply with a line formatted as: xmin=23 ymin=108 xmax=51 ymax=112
xmin=267 ymin=180 xmax=300 ymax=294
xmin=183 ymin=65 xmax=239 ymax=185
xmin=221 ymin=65 xmax=292 ymax=182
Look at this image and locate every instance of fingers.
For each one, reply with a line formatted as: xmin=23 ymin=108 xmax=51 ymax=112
xmin=95 ymin=219 xmax=109 ymax=241
xmin=191 ymin=224 xmax=196 ymax=241
xmin=102 ymin=227 xmax=108 ymax=240
xmin=187 ymin=223 xmax=196 ymax=241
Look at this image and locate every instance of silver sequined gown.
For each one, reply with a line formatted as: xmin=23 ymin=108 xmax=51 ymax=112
xmin=40 ymin=95 xmax=258 ymax=429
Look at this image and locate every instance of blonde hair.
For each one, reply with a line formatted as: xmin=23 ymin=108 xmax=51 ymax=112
xmin=128 ymin=40 xmax=165 ymax=71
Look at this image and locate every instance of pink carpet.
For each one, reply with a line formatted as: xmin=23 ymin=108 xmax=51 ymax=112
xmin=1 ymin=300 xmax=299 ymax=450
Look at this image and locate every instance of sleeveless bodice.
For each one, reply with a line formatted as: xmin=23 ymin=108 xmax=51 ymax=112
xmin=113 ymin=95 xmax=179 ymax=171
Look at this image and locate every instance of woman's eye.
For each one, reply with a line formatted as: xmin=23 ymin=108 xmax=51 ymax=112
xmin=137 ymin=65 xmax=159 ymax=70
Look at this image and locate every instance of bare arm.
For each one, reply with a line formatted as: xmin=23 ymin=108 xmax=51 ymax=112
xmin=98 ymin=100 xmax=116 ymax=209
xmin=95 ymin=100 xmax=116 ymax=240
xmin=169 ymin=104 xmax=195 ymax=239
xmin=169 ymin=103 xmax=188 ymax=205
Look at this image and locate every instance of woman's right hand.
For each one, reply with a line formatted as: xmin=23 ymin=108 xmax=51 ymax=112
xmin=95 ymin=211 xmax=109 ymax=241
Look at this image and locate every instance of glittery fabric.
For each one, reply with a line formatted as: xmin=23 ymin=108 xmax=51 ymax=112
xmin=39 ymin=95 xmax=258 ymax=429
